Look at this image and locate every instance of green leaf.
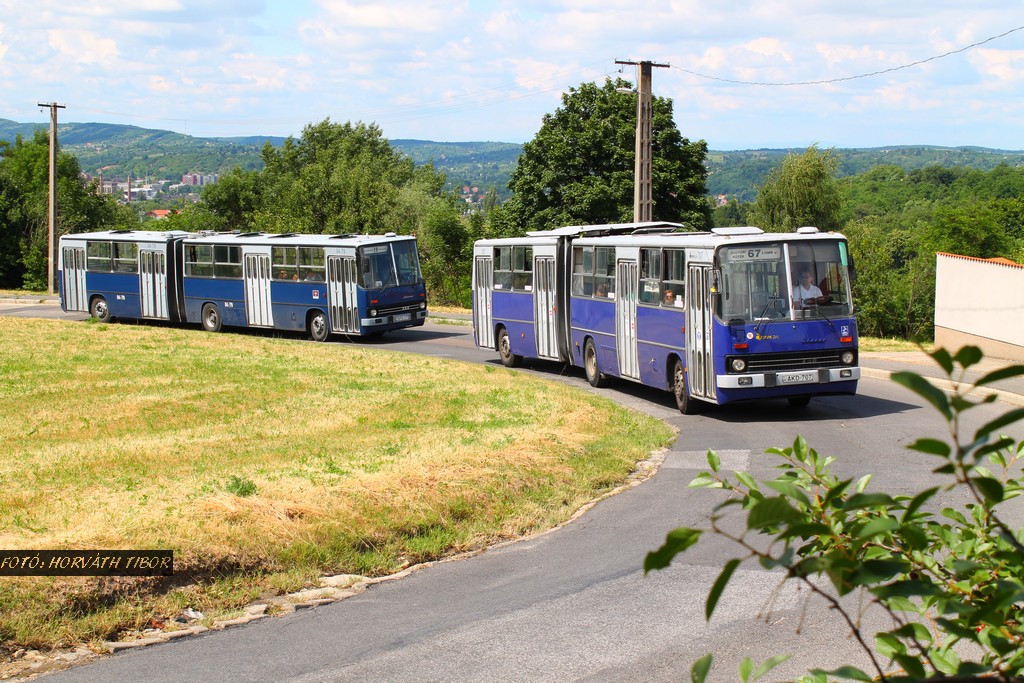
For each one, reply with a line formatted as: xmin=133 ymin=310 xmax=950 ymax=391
xmin=907 ymin=438 xmax=951 ymax=457
xmin=752 ymin=654 xmax=792 ymax=682
xmin=874 ymin=632 xmax=904 ymax=659
xmin=892 ymin=372 xmax=952 ymax=420
xmin=706 ymin=450 xmax=721 ymax=473
xmin=976 ymin=364 xmax=1024 ymax=387
xmin=842 ymin=492 xmax=896 ymax=510
xmin=691 ymin=654 xmax=713 ymax=683
xmin=810 ymin=666 xmax=872 ymax=681
xmin=903 ymin=486 xmax=939 ymax=521
xmin=854 ymin=473 xmax=873 ymax=493
xmin=972 ymin=476 xmax=1005 ymax=504
xmin=644 ymin=528 xmax=702 ymax=573
xmin=739 ymin=656 xmax=753 ymax=683
xmin=735 ymin=470 xmax=760 ymax=493
xmin=706 ymin=558 xmax=741 ymax=620
xmin=952 ymin=345 xmax=983 ymax=371
xmin=747 ymin=497 xmax=802 ymax=530
xmin=688 ymin=472 xmax=720 ymax=489
xmin=763 ymin=479 xmax=811 ymax=506
xmin=974 ymin=408 xmax=1024 ymax=442
xmin=930 ymin=347 xmax=955 ymax=374
xmin=894 ymin=653 xmax=926 ymax=679
xmin=857 ymin=516 xmax=898 ymax=539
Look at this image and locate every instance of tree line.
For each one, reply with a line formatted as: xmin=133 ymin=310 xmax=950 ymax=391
xmin=2 ymin=79 xmax=1021 ymax=339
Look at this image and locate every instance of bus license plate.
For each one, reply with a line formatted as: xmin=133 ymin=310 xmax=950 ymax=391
xmin=778 ymin=371 xmax=816 ymax=385
xmin=393 ymin=313 xmax=411 ymax=322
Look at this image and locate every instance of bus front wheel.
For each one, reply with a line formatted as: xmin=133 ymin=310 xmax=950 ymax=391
xmin=497 ymin=327 xmax=521 ymax=368
xmin=584 ymin=339 xmax=607 ymax=388
xmin=309 ymin=311 xmax=330 ymax=342
xmin=673 ymin=358 xmax=699 ymax=415
xmin=90 ymin=296 xmax=111 ymax=323
xmin=201 ymin=303 xmax=222 ymax=333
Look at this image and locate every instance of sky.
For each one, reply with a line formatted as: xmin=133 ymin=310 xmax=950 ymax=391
xmin=0 ymin=1 xmax=1023 ymax=150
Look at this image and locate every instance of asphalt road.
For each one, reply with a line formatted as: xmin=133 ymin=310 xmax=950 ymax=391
xmin=6 ymin=307 xmax=1021 ymax=682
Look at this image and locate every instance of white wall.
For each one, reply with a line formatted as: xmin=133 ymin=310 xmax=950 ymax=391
xmin=934 ymin=252 xmax=1024 ymax=362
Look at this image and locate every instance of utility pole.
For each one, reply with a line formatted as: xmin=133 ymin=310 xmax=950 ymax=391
xmin=615 ymin=60 xmax=668 ymax=223
xmin=38 ymin=102 xmax=66 ymax=294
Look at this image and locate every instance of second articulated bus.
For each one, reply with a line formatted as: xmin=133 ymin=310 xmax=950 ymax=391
xmin=472 ymin=222 xmax=859 ymax=413
xmin=59 ymin=230 xmax=428 ymax=340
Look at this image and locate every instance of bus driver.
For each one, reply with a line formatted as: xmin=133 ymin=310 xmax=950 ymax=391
xmin=792 ymin=269 xmax=824 ymax=307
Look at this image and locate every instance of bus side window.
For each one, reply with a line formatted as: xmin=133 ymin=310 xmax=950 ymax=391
xmin=664 ymin=249 xmax=685 ymax=307
xmin=640 ymin=248 xmax=660 ymax=304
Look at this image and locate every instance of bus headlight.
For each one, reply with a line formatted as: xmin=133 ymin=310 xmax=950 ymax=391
xmin=841 ymin=351 xmax=855 ymax=365
xmin=420 ymin=302 xmax=426 ymax=309
xmin=369 ymin=308 xmax=377 ymax=318
xmin=729 ymin=358 xmax=747 ymax=373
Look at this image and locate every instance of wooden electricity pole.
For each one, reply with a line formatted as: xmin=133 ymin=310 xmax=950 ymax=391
xmin=38 ymin=102 xmax=66 ymax=294
xmin=615 ymin=60 xmax=668 ymax=223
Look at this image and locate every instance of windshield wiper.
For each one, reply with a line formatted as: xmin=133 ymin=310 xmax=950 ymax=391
xmin=754 ymin=293 xmax=781 ymax=335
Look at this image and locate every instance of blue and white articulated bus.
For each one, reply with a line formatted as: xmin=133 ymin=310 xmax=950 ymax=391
xmin=472 ymin=222 xmax=859 ymax=413
xmin=180 ymin=232 xmax=427 ymax=339
xmin=59 ymin=229 xmax=191 ymax=324
xmin=59 ymin=230 xmax=428 ymax=340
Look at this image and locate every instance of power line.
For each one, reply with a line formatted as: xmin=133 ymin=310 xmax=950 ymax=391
xmin=671 ymin=24 xmax=1024 ymax=87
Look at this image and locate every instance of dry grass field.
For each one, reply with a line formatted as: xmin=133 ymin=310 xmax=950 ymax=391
xmin=0 ymin=317 xmax=673 ymax=652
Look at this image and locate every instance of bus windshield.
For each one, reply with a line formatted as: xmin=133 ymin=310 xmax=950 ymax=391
xmin=717 ymin=240 xmax=853 ymax=323
xmin=358 ymin=241 xmax=423 ymax=289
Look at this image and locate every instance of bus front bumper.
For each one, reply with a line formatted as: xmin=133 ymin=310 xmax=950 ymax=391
xmin=361 ymin=310 xmax=428 ymax=328
xmin=717 ymin=366 xmax=861 ymax=389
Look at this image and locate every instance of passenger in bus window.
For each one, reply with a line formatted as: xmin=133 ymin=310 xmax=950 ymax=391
xmin=596 ymin=282 xmax=609 ymax=298
xmin=663 ymin=289 xmax=675 ymax=305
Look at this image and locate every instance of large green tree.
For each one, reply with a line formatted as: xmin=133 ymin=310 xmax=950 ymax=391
xmin=0 ymin=130 xmax=137 ymax=290
xmin=752 ymin=145 xmax=843 ymax=232
xmin=250 ymin=119 xmax=445 ymax=235
xmin=499 ymin=78 xmax=710 ymax=233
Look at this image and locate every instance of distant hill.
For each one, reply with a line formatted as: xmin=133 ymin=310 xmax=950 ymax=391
xmin=706 ymin=146 xmax=1024 ymax=202
xmin=3 ymin=119 xmax=1023 ymax=201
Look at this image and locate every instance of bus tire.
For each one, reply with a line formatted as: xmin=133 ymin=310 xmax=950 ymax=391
xmin=672 ymin=358 xmax=699 ymax=415
xmin=201 ymin=303 xmax=222 ymax=333
xmin=309 ymin=310 xmax=330 ymax=342
xmin=788 ymin=396 xmax=811 ymax=409
xmin=497 ymin=327 xmax=521 ymax=368
xmin=584 ymin=338 xmax=607 ymax=388
xmin=90 ymin=296 xmax=112 ymax=323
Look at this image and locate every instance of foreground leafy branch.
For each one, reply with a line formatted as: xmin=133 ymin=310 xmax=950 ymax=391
xmin=646 ymin=346 xmax=1024 ymax=682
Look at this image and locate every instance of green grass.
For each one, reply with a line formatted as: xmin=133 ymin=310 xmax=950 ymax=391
xmin=0 ymin=318 xmax=673 ymax=651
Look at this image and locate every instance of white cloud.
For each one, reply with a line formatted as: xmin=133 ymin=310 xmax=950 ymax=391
xmin=47 ymin=29 xmax=119 ymax=65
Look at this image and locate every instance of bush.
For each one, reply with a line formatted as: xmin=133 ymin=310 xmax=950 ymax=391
xmin=647 ymin=346 xmax=1024 ymax=682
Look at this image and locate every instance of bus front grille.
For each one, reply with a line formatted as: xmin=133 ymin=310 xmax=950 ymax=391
xmin=741 ymin=350 xmax=855 ymax=373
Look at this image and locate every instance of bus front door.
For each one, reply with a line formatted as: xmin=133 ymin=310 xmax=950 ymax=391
xmin=140 ymin=250 xmax=168 ymax=319
xmin=244 ymin=254 xmax=274 ymax=327
xmin=534 ymin=256 xmax=559 ymax=360
xmin=62 ymin=246 xmax=87 ymax=312
xmin=473 ymin=256 xmax=494 ymax=350
xmin=328 ymin=256 xmax=359 ymax=333
xmin=686 ymin=263 xmax=716 ymax=402
xmin=616 ymin=260 xmax=639 ymax=380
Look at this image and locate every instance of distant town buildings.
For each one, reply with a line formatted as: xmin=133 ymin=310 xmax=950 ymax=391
xmin=88 ymin=171 xmax=219 ymax=203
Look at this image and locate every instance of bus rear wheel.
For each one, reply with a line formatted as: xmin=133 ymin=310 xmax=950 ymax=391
xmin=90 ymin=296 xmax=111 ymax=323
xmin=673 ymin=358 xmax=699 ymax=415
xmin=201 ymin=303 xmax=222 ymax=333
xmin=497 ymin=327 xmax=521 ymax=368
xmin=584 ymin=339 xmax=607 ymax=388
xmin=309 ymin=311 xmax=330 ymax=342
